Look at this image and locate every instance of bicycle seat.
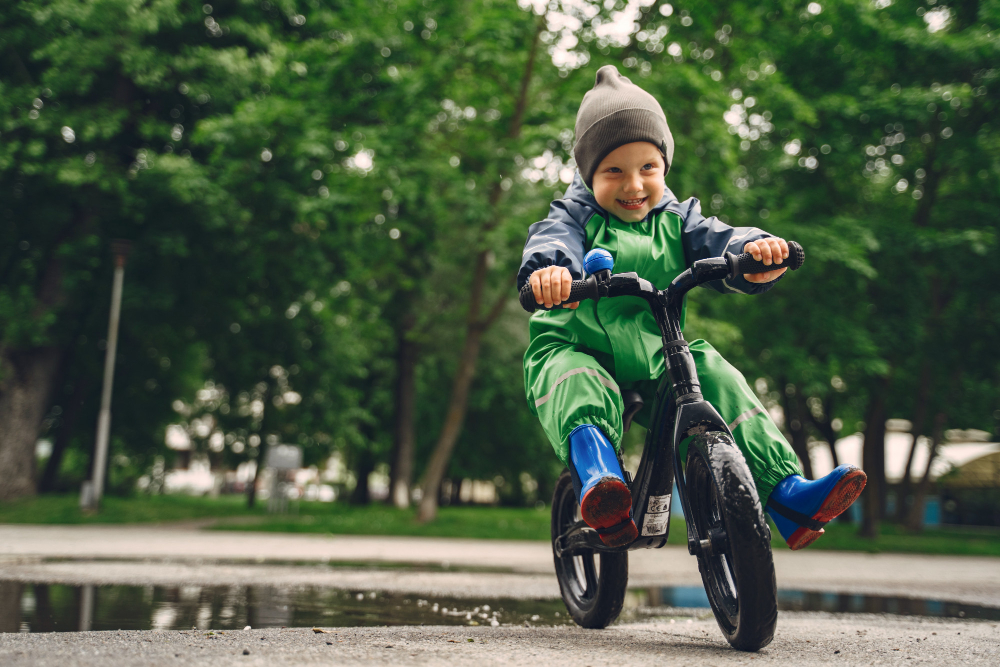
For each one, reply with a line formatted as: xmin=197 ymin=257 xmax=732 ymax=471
xmin=622 ymin=390 xmax=644 ymax=433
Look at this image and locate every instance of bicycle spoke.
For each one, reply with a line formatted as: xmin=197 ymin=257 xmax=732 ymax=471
xmin=572 ymin=555 xmax=588 ymax=594
xmin=583 ymin=553 xmax=599 ymax=594
xmin=720 ymin=553 xmax=737 ymax=598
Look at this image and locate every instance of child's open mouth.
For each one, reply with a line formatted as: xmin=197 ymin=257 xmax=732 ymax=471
xmin=616 ymin=197 xmax=647 ymax=211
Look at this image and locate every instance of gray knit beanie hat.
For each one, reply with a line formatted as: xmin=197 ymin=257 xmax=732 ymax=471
xmin=574 ymin=65 xmax=674 ymax=188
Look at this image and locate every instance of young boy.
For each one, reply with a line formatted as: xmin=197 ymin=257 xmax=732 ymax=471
xmin=518 ymin=66 xmax=865 ymax=550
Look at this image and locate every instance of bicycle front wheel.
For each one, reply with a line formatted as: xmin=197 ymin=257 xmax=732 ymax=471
xmin=686 ymin=432 xmax=777 ymax=651
xmin=551 ymin=469 xmax=628 ymax=629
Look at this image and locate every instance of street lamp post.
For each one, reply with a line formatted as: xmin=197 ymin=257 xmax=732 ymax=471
xmin=81 ymin=240 xmax=131 ymax=510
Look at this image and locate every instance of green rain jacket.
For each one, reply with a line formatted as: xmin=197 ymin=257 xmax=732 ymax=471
xmin=517 ymin=173 xmax=802 ymax=502
xmin=517 ymin=172 xmax=781 ymax=389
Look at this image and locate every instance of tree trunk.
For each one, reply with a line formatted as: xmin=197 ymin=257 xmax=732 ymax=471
xmin=904 ymin=410 xmax=947 ymax=531
xmin=247 ymin=437 xmax=265 ymax=509
xmin=389 ymin=322 xmax=418 ymax=508
xmin=0 ymin=347 xmax=62 ymax=501
xmin=0 ymin=581 xmax=22 ymax=633
xmin=33 ymin=584 xmax=55 ymax=633
xmin=351 ymin=447 xmax=377 ymax=505
xmin=0 ymin=210 xmax=89 ymax=501
xmin=415 ymin=19 xmax=543 ymax=523
xmin=859 ymin=385 xmax=889 ymax=538
xmin=779 ymin=381 xmax=813 ymax=479
xmin=896 ymin=363 xmax=931 ymax=522
xmin=806 ymin=395 xmax=840 ymax=469
xmin=417 ymin=315 xmax=489 ymax=522
xmin=0 ymin=208 xmax=92 ymax=500
xmin=38 ymin=376 xmax=90 ymax=493
xmin=248 ymin=381 xmax=279 ymax=509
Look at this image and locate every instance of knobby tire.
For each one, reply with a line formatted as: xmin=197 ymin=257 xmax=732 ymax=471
xmin=686 ymin=432 xmax=777 ymax=651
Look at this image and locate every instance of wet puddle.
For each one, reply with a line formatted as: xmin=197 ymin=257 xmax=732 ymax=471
xmin=2 ymin=581 xmax=997 ymax=633
xmin=631 ymin=586 xmax=1000 ymax=622
xmin=1 ymin=582 xmax=568 ymax=633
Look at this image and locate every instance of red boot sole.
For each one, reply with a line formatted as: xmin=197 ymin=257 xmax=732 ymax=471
xmin=581 ymin=478 xmax=638 ymax=548
xmin=787 ymin=468 xmax=867 ymax=551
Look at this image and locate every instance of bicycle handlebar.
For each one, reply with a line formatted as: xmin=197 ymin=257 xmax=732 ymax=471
xmin=729 ymin=240 xmax=805 ymax=277
xmin=518 ymin=241 xmax=804 ymax=313
xmin=518 ymin=277 xmax=592 ymax=313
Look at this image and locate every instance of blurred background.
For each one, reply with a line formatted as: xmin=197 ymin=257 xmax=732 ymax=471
xmin=1 ymin=0 xmax=998 ymax=549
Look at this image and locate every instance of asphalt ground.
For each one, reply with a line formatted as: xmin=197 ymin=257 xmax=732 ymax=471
xmin=2 ymin=525 xmax=1000 ymax=665
xmin=1 ymin=614 xmax=998 ymax=666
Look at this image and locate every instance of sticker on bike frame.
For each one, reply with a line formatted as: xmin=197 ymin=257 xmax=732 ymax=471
xmin=641 ymin=511 xmax=669 ymax=536
xmin=647 ymin=494 xmax=671 ymax=514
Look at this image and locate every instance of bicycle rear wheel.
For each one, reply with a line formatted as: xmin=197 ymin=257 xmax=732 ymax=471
xmin=551 ymin=469 xmax=628 ymax=628
xmin=686 ymin=432 xmax=777 ymax=651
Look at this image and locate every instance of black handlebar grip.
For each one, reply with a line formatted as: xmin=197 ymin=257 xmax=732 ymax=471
xmin=732 ymin=241 xmax=805 ymax=276
xmin=518 ymin=283 xmax=538 ymax=312
xmin=518 ymin=280 xmax=591 ymax=313
xmin=567 ymin=279 xmax=590 ymax=303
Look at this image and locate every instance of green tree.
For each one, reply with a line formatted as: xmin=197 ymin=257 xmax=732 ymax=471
xmin=0 ymin=0 xmax=382 ymax=501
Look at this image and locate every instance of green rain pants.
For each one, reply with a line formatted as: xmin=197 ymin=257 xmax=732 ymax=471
xmin=526 ymin=339 xmax=802 ymax=505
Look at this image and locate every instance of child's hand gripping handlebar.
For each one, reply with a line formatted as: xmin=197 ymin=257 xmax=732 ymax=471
xmin=518 ymin=273 xmax=597 ymax=314
xmin=518 ymin=242 xmax=805 ymax=314
xmin=727 ymin=240 xmax=805 ymax=278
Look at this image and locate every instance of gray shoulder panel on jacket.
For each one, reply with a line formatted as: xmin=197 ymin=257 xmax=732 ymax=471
xmin=516 ymin=175 xmax=601 ymax=290
xmin=666 ymin=196 xmax=782 ymax=295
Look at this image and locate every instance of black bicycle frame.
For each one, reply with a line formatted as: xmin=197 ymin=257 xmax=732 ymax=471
xmin=553 ymin=257 xmax=737 ymax=558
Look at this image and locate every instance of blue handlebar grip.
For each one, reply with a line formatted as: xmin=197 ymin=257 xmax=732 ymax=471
xmin=584 ymin=249 xmax=614 ymax=276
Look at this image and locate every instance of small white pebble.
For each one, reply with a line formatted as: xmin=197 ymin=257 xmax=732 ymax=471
xmin=491 ymin=620 xmax=500 ymax=628
xmin=243 ymin=625 xmax=251 ymax=631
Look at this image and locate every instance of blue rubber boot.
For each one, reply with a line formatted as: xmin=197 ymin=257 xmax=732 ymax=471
xmin=766 ymin=464 xmax=867 ymax=550
xmin=568 ymin=425 xmax=638 ymax=547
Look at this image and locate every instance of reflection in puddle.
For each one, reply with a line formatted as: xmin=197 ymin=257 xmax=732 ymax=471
xmin=3 ymin=581 xmax=998 ymax=633
xmin=4 ymin=582 xmax=569 ymax=633
xmin=626 ymin=586 xmax=1000 ymax=622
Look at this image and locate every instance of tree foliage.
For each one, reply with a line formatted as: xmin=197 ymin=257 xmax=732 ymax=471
xmin=1 ymin=0 xmax=997 ymax=536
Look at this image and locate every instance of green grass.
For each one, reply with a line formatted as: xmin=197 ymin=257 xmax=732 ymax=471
xmin=2 ymin=494 xmax=999 ymax=556
xmin=0 ymin=494 xmax=552 ymax=541
xmin=0 ymin=493 xmax=258 ymax=525
xmin=785 ymin=519 xmax=1000 ymax=557
xmin=211 ymin=503 xmax=553 ymax=541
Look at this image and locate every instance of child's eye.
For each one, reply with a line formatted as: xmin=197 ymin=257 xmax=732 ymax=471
xmin=642 ymin=163 xmax=654 ymax=171
xmin=607 ymin=167 xmax=622 ymax=173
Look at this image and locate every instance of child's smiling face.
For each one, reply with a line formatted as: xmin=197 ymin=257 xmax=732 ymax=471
xmin=591 ymin=142 xmax=665 ymax=222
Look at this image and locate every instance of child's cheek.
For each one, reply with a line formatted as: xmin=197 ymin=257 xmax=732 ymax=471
xmin=648 ymin=181 xmax=665 ymax=206
xmin=594 ymin=186 xmax=617 ymax=213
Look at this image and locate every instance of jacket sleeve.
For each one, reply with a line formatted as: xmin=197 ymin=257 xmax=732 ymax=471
xmin=676 ymin=196 xmax=783 ymax=295
xmin=516 ymin=196 xmax=594 ymax=291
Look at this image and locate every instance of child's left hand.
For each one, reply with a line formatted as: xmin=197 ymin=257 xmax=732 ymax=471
xmin=743 ymin=238 xmax=789 ymax=283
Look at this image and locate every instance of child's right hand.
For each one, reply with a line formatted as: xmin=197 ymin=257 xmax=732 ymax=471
xmin=529 ymin=266 xmax=580 ymax=309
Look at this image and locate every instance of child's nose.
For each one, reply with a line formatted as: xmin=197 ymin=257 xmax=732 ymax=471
xmin=623 ymin=172 xmax=643 ymax=193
